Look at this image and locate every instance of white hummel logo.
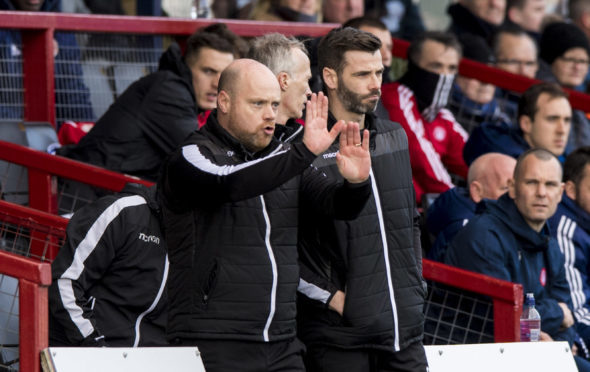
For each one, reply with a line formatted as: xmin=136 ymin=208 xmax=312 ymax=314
xmin=139 ymin=233 xmax=160 ymax=244
xmin=322 ymin=151 xmax=338 ymax=159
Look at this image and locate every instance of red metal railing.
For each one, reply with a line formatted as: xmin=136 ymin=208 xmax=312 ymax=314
xmin=1 ymin=251 xmax=51 ymax=372
xmin=423 ymin=259 xmax=523 ymax=342
xmin=0 ymin=200 xmax=67 ymax=372
xmin=0 ymin=140 xmax=151 ymax=257
xmin=392 ymin=39 xmax=590 ymax=112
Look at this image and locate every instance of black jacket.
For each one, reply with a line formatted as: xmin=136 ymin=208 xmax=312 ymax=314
xmin=49 ymin=184 xmax=168 ymax=347
xmin=58 ymin=44 xmax=199 ymax=181
xmin=160 ymin=113 xmax=371 ymax=343
xmin=297 ymin=112 xmax=426 ymax=352
xmin=447 ymin=3 xmax=499 ymax=43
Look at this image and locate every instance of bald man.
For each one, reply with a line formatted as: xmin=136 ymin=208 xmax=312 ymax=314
xmin=427 ymin=153 xmax=516 ymax=261
xmin=159 ymin=59 xmax=372 ymax=371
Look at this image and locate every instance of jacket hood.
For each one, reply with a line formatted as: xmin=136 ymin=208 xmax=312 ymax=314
xmin=560 ymin=193 xmax=590 ymax=231
xmin=483 ymin=193 xmax=552 ymax=252
xmin=463 ymin=121 xmax=529 ymax=165
xmin=158 ymin=43 xmax=192 ymax=81
xmin=120 ymin=183 xmax=160 ymax=216
xmin=427 ymin=187 xmax=475 ymax=237
xmin=447 ymin=3 xmax=498 ymax=41
xmin=0 ymin=0 xmax=59 ymax=11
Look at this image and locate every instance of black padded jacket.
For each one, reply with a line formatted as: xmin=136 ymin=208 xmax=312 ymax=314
xmin=49 ymin=184 xmax=168 ymax=347
xmin=160 ymin=113 xmax=371 ymax=343
xmin=297 ymin=113 xmax=426 ymax=352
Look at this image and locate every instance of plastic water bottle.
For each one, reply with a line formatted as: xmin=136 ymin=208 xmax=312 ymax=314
xmin=520 ymin=293 xmax=541 ymax=342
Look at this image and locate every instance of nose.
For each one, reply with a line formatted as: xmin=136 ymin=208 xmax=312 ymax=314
xmin=305 ymin=83 xmax=311 ymax=98
xmin=263 ymin=104 xmax=276 ymax=121
xmin=212 ymin=72 xmax=221 ymax=89
xmin=369 ymin=73 xmax=381 ymax=90
xmin=536 ymin=182 xmax=547 ymax=197
xmin=491 ymin=0 xmax=503 ymax=9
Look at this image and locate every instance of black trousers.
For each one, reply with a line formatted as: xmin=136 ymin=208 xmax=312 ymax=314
xmin=304 ymin=340 xmax=428 ymax=372
xmin=176 ymin=338 xmax=306 ymax=372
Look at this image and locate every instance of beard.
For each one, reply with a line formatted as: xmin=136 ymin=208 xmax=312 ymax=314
xmin=336 ymin=79 xmax=380 ymax=115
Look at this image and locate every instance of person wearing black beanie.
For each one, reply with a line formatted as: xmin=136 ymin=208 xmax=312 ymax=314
xmin=539 ymin=22 xmax=590 ymax=151
xmin=540 ymin=22 xmax=590 ymax=88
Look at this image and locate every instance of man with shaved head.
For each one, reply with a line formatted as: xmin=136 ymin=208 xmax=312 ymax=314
xmin=444 ymin=149 xmax=590 ymax=371
xmin=427 ymin=153 xmax=516 ymax=261
xmin=159 ymin=59 xmax=372 ymax=371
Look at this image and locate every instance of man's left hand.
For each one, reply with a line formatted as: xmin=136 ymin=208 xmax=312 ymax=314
xmin=336 ymin=122 xmax=370 ymax=183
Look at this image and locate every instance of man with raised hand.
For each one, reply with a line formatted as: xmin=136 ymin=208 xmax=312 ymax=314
xmin=297 ymin=27 xmax=428 ymax=372
xmin=159 ymin=58 xmax=372 ymax=372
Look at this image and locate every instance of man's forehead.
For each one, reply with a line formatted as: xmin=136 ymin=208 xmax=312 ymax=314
xmin=419 ymin=40 xmax=459 ymax=62
xmin=534 ymin=95 xmax=571 ymax=116
xmin=519 ymin=156 xmax=562 ymax=179
xmin=342 ymin=50 xmax=383 ymax=69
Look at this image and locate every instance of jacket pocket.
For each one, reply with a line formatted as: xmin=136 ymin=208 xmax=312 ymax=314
xmin=196 ymin=259 xmax=219 ymax=309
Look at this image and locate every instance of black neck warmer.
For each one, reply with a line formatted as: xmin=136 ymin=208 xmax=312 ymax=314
xmin=399 ymin=60 xmax=455 ymax=122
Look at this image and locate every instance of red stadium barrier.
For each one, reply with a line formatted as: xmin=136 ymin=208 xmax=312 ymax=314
xmin=423 ymin=259 xmax=523 ymax=343
xmin=0 ymin=12 xmax=534 ymax=370
xmin=0 ymin=200 xmax=65 ymax=372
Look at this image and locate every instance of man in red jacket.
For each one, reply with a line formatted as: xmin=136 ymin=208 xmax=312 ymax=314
xmin=381 ymin=31 xmax=468 ymax=203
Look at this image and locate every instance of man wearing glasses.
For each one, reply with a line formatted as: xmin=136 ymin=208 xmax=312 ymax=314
xmin=540 ymin=22 xmax=590 ymax=150
xmin=491 ymin=25 xmax=539 ymax=122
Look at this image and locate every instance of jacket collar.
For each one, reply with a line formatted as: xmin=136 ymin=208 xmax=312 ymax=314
xmin=483 ymin=193 xmax=552 ymax=252
xmin=447 ymin=3 xmax=499 ymax=41
xmin=561 ymin=193 xmax=590 ymax=231
xmin=327 ymin=111 xmax=377 ymax=131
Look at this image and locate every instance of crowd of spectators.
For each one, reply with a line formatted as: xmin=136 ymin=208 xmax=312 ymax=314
xmin=10 ymin=0 xmax=590 ymax=370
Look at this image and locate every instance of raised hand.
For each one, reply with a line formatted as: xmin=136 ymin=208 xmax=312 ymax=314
xmin=336 ymin=122 xmax=370 ymax=184
xmin=302 ymin=92 xmax=343 ymax=155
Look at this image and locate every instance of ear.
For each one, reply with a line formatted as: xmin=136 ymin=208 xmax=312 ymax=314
xmin=519 ymin=115 xmax=532 ymax=135
xmin=565 ymin=180 xmax=577 ymax=201
xmin=322 ymin=67 xmax=338 ymax=91
xmin=469 ymin=180 xmax=484 ymax=203
xmin=278 ymin=72 xmax=290 ymax=92
xmin=508 ymin=177 xmax=516 ymax=200
xmin=217 ymin=90 xmax=230 ymax=114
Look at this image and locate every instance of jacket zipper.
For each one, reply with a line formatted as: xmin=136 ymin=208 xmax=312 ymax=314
xmin=132 ymin=255 xmax=169 ymax=347
xmin=260 ymin=195 xmax=278 ymax=342
xmin=369 ymin=169 xmax=401 ymax=351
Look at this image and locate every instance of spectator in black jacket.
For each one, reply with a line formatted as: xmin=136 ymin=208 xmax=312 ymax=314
xmin=448 ymin=0 xmax=506 ymax=42
xmin=57 ymin=26 xmax=239 ymax=182
xmin=160 ymin=59 xmax=373 ymax=371
xmin=49 ymin=184 xmax=168 ymax=347
xmin=297 ymin=27 xmax=428 ymax=372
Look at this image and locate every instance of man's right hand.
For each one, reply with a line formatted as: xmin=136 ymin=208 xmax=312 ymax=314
xmin=559 ymin=302 xmax=575 ymax=328
xmin=328 ymin=290 xmax=345 ymax=316
xmin=302 ymin=92 xmax=343 ymax=155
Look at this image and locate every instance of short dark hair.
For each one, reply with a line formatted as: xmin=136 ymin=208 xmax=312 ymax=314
xmin=492 ymin=24 xmax=536 ymax=58
xmin=406 ymin=31 xmax=462 ymax=65
xmin=514 ymin=148 xmax=562 ymax=181
xmin=317 ymin=27 xmax=381 ymax=79
xmin=507 ymin=0 xmax=527 ymax=10
xmin=564 ymin=146 xmax=590 ymax=184
xmin=185 ymin=29 xmax=236 ymax=66
xmin=200 ymin=23 xmax=249 ymax=58
xmin=343 ymin=16 xmax=388 ymax=31
xmin=517 ymin=82 xmax=568 ymax=121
